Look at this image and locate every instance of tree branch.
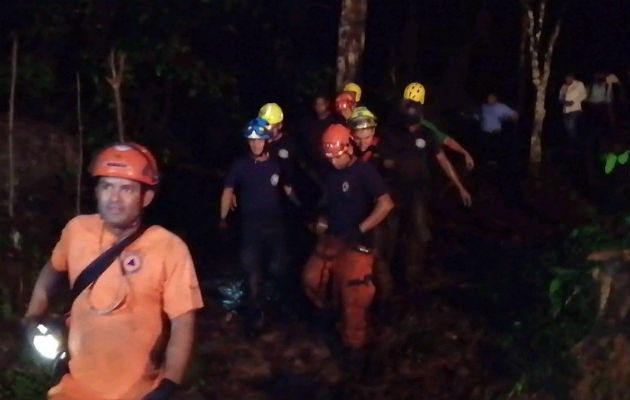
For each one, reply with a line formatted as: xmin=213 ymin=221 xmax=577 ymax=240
xmin=542 ymin=18 xmax=562 ymax=83
xmin=535 ymin=0 xmax=546 ymax=50
xmin=106 ymin=49 xmax=126 ymax=142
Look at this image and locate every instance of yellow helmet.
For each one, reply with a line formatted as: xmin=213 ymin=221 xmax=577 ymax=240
xmin=343 ymin=82 xmax=362 ymax=102
xmin=348 ymin=106 xmax=377 ymax=131
xmin=258 ymin=103 xmax=284 ymax=125
xmin=403 ymin=82 xmax=426 ymax=104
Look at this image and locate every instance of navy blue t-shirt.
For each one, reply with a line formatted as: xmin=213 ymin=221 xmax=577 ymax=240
xmin=324 ymin=160 xmax=389 ymax=239
xmin=224 ymin=156 xmax=285 ymax=221
xmin=267 ymin=133 xmax=297 ymax=185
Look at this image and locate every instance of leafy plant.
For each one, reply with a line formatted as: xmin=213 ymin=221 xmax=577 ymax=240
xmin=0 ymin=362 xmax=50 ymax=400
xmin=603 ymin=151 xmax=629 ymax=175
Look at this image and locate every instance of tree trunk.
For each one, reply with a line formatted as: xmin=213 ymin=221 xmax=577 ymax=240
xmin=7 ymin=33 xmax=18 ymax=219
xmin=530 ymin=85 xmax=546 ymax=166
xmin=522 ymin=0 xmax=564 ymax=172
xmin=336 ymin=0 xmax=367 ymax=91
xmin=517 ymin=12 xmax=529 ymax=118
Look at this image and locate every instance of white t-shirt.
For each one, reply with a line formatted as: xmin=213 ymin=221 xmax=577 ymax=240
xmin=559 ymin=80 xmax=587 ymax=113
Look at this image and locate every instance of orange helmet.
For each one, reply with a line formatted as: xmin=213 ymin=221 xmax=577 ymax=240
xmin=321 ymin=124 xmax=352 ymax=158
xmin=334 ymin=91 xmax=356 ymax=116
xmin=90 ymin=143 xmax=159 ymax=186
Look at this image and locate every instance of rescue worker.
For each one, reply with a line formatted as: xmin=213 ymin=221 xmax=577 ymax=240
xmin=23 ymin=143 xmax=203 ymax=400
xmin=347 ymin=107 xmax=395 ymax=304
xmin=348 ymin=106 xmax=381 ymax=161
xmin=258 ymin=102 xmax=298 ymax=182
xmin=302 ymin=124 xmax=394 ymax=348
xmin=299 ymin=93 xmax=340 ymax=172
xmin=401 ymin=82 xmax=475 ymax=170
xmin=343 ymin=82 xmax=362 ymax=103
xmin=335 ymin=91 xmax=357 ymax=122
xmin=388 ymin=103 xmax=472 ymax=284
xmin=220 ymin=117 xmax=294 ymax=332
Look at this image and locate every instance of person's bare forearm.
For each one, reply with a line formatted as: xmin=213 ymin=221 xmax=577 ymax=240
xmin=163 ymin=311 xmax=195 ymax=383
xmin=436 ymin=152 xmax=465 ymax=190
xmin=359 ymin=194 xmax=394 ymax=233
xmin=444 ymin=138 xmax=468 ymax=158
xmin=24 ymin=261 xmax=66 ymax=319
xmin=220 ymin=188 xmax=234 ymax=220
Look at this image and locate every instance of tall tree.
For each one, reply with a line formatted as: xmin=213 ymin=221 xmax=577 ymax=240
xmin=521 ymin=0 xmax=565 ymax=170
xmin=7 ymin=33 xmax=18 ymax=219
xmin=336 ymin=0 xmax=367 ymax=91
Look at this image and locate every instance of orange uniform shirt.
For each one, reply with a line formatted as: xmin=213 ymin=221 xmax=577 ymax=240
xmin=47 ymin=214 xmax=203 ymax=400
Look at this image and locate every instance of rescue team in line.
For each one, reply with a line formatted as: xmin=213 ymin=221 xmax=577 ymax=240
xmin=22 ymin=82 xmax=473 ymax=399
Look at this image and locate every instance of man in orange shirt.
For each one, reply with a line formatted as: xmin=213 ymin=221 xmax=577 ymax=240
xmin=23 ymin=143 xmax=204 ymax=400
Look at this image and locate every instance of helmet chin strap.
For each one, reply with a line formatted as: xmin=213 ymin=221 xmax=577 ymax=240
xmin=250 ymin=144 xmax=269 ymax=161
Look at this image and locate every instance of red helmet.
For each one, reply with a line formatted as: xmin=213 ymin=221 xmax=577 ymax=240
xmin=90 ymin=143 xmax=159 ymax=186
xmin=321 ymin=124 xmax=352 ymax=158
xmin=334 ymin=91 xmax=356 ymax=116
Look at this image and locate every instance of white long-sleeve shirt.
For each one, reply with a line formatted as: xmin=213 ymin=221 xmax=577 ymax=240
xmin=559 ymin=80 xmax=587 ymax=113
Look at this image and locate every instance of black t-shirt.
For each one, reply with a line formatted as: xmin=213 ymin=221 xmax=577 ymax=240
xmin=299 ymin=114 xmax=342 ymax=171
xmin=387 ymin=124 xmax=442 ymax=185
xmin=324 ymin=160 xmax=388 ymax=240
xmin=356 ymin=135 xmax=397 ymax=182
xmin=267 ymin=133 xmax=298 ymax=185
xmin=224 ymin=156 xmax=286 ymax=221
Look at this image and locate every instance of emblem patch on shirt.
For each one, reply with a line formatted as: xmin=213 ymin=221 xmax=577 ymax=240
xmin=415 ymin=138 xmax=426 ymax=148
xmin=278 ymin=148 xmax=289 ymax=159
xmin=342 ymin=181 xmax=350 ymax=192
xmin=122 ymin=252 xmax=142 ymax=274
xmin=270 ymin=173 xmax=280 ymax=186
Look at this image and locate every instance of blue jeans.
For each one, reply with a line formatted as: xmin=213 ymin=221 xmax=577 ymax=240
xmin=563 ymin=111 xmax=582 ymax=140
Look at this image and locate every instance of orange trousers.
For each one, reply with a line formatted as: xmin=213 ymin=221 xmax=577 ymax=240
xmin=47 ymin=373 xmax=160 ymax=400
xmin=302 ymin=236 xmax=375 ymax=348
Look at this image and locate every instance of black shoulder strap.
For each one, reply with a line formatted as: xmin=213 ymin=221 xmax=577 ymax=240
xmin=66 ymin=225 xmax=148 ymax=310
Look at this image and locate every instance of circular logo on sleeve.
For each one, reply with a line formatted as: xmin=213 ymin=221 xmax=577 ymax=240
xmin=278 ymin=149 xmax=289 ymax=159
xmin=122 ymin=252 xmax=143 ymax=274
xmin=342 ymin=181 xmax=350 ymax=192
xmin=415 ymin=138 xmax=426 ymax=148
xmin=270 ymin=174 xmax=280 ymax=186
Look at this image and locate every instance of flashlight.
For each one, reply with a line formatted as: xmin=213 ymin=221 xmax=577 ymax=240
xmin=31 ymin=324 xmax=65 ymax=360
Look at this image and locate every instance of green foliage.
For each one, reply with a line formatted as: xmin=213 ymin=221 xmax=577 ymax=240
xmin=0 ymin=0 xmax=337 ymax=165
xmin=603 ymin=151 xmax=630 ymax=174
xmin=485 ymin=214 xmax=629 ymax=399
xmin=0 ymin=362 xmax=50 ymax=400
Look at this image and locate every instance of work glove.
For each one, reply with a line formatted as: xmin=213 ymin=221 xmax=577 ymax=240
xmin=142 ymin=379 xmax=180 ymax=400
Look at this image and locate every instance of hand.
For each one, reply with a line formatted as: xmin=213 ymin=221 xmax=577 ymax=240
xmin=459 ymin=188 xmax=472 ymax=207
xmin=464 ymin=153 xmax=475 ymax=170
xmin=142 ymin=379 xmax=179 ymax=400
xmin=230 ymin=194 xmax=238 ymax=211
xmin=310 ymin=217 xmax=328 ymax=235
xmin=20 ymin=316 xmax=40 ymax=344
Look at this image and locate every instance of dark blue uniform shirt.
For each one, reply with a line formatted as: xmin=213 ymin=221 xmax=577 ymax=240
xmin=324 ymin=160 xmax=388 ymax=240
xmin=224 ymin=155 xmax=285 ymax=222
